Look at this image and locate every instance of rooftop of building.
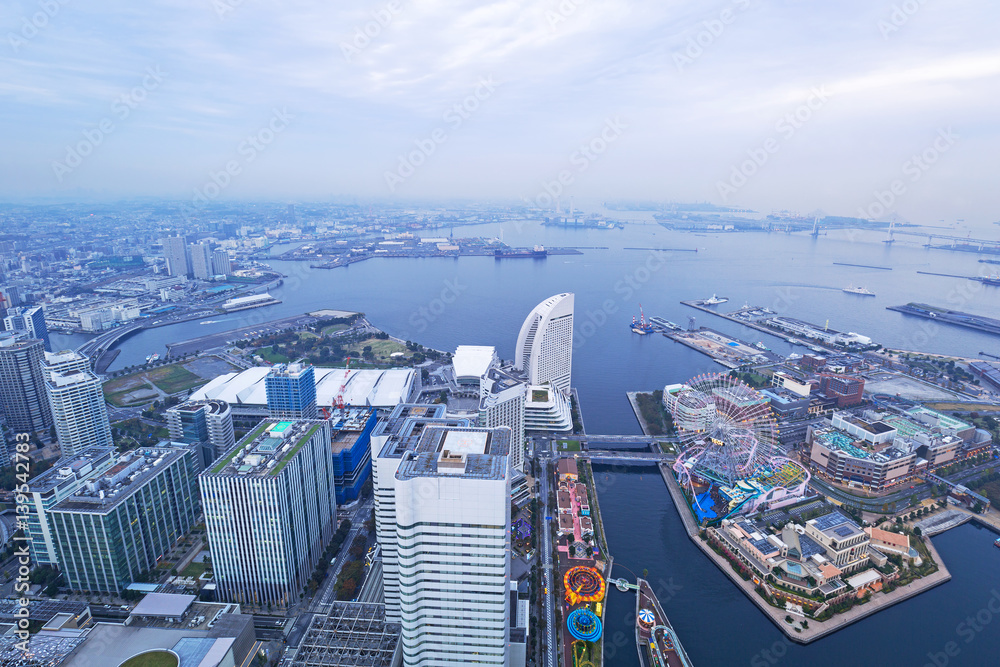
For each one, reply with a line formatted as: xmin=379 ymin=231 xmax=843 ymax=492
xmin=396 ymin=425 xmax=510 ymax=481
xmin=169 ymin=398 xmax=230 ymax=416
xmin=191 ymin=366 xmax=413 ymax=409
xmin=46 ymin=369 xmax=97 ymax=388
xmin=375 ymin=405 xmax=471 ymax=460
xmin=29 ymin=446 xmax=116 ymax=494
xmin=44 ymin=349 xmax=86 ymax=365
xmin=205 ymin=419 xmax=324 ymax=478
xmin=807 ymin=512 xmax=864 ymax=541
xmin=812 ymin=426 xmax=915 ymax=462
xmin=289 ymin=602 xmax=400 ymax=667
xmin=50 ymin=446 xmax=193 ymax=514
xmin=453 ymin=345 xmax=497 ymax=380
xmin=906 ymin=406 xmax=972 ymax=432
xmin=835 ymin=413 xmax=896 ymax=435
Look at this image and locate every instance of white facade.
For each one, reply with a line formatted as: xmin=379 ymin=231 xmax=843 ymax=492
xmin=479 ymin=369 xmax=526 ymax=472
xmin=45 ymin=370 xmax=112 ymax=456
xmin=395 ymin=471 xmax=511 ymax=666
xmin=44 ymin=350 xmax=91 ymax=377
xmin=200 ymin=420 xmax=336 ymax=608
xmin=523 ymin=384 xmax=572 ymax=433
xmin=189 ymin=242 xmax=214 ymax=280
xmin=514 ymin=293 xmax=574 ymax=394
xmin=162 ymin=235 xmax=190 ymax=277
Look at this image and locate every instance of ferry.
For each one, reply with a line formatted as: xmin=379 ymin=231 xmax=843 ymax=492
xmin=702 ymin=294 xmax=729 ymax=305
xmin=843 ymin=284 xmax=876 ymax=296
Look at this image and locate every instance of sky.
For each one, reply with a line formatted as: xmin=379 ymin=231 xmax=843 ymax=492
xmin=2 ymin=0 xmax=999 ymax=228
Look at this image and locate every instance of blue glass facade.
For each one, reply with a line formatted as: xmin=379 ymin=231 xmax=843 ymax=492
xmin=265 ymin=364 xmax=317 ymax=418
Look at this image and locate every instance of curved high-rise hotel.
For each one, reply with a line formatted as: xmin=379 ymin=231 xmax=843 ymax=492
xmin=514 ymin=293 xmax=574 ymax=394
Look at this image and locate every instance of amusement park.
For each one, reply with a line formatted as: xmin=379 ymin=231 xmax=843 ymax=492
xmin=552 ymin=456 xmax=692 ymax=667
xmin=665 ymin=372 xmax=811 ymax=524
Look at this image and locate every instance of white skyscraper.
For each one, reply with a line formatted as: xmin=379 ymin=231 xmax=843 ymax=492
xmin=45 ymin=368 xmax=113 ymax=457
xmin=514 ymin=292 xmax=574 ymax=394
xmin=189 ymin=242 xmax=214 ymax=280
xmin=161 ymin=235 xmax=190 ymax=277
xmin=371 ymin=405 xmax=511 ymax=666
xmin=44 ymin=350 xmax=91 ymax=377
xmin=479 ymin=366 xmax=526 ymax=473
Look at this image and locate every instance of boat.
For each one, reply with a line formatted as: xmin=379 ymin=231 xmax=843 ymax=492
xmin=995 ymin=537 xmax=1000 ymax=548
xmin=145 ymin=355 xmax=152 ymax=363
xmin=702 ymin=294 xmax=729 ymax=305
xmin=150 ymin=353 xmax=160 ymax=362
xmin=843 ymin=284 xmax=876 ymax=296
xmin=755 ymin=342 xmax=769 ymax=351
xmin=631 ymin=304 xmax=655 ymax=334
xmin=981 ymin=275 xmax=1000 ymax=286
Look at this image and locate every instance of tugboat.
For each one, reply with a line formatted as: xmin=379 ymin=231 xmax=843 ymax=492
xmin=631 ymin=304 xmax=655 ymax=334
xmin=702 ymin=294 xmax=729 ymax=305
xmin=843 ymin=284 xmax=876 ymax=296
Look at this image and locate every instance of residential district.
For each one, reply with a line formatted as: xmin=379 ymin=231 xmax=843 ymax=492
xmin=0 ymin=206 xmax=998 ymax=667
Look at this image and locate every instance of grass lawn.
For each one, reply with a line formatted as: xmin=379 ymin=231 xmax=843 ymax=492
xmin=556 ymin=439 xmax=581 ymax=452
xmin=181 ymin=561 xmax=208 ymax=578
xmin=925 ymin=402 xmax=1000 ymax=413
xmin=531 ymin=389 xmax=550 ymax=402
xmin=146 ymin=364 xmax=206 ymax=394
xmin=119 ymin=651 xmax=179 ymax=667
xmin=256 ymin=346 xmax=291 ymax=364
xmin=347 ymin=337 xmax=411 ymax=362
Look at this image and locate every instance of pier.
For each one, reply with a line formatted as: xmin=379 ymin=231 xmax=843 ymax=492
xmin=634 ymin=578 xmax=694 ymax=667
xmin=887 ymin=303 xmax=1000 ymax=337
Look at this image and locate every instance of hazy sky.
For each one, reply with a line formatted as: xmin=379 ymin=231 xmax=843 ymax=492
xmin=3 ymin=1 xmax=999 ymax=228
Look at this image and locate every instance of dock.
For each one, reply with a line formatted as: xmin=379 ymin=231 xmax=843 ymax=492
xmin=887 ymin=303 xmax=1000 ymax=337
xmin=664 ymin=327 xmax=781 ymax=368
xmin=635 ymin=578 xmax=694 ymax=667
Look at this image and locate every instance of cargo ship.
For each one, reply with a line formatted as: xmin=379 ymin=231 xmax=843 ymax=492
xmin=494 ymin=245 xmax=548 ymax=259
xmin=843 ymin=284 xmax=876 ymax=296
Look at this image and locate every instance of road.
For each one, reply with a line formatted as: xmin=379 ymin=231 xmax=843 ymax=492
xmin=536 ymin=453 xmax=557 ymax=667
xmin=810 ymin=459 xmax=997 ymax=513
xmin=310 ymin=497 xmax=373 ymax=611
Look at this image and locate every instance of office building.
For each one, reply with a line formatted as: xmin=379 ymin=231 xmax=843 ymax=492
xmin=190 ymin=242 xmax=214 ymax=280
xmin=167 ymin=399 xmax=236 ymax=468
xmin=394 ymin=426 xmax=511 ymax=665
xmin=818 ymin=373 xmax=865 ymax=407
xmin=4 ymin=305 xmax=50 ymax=351
xmin=329 ymin=407 xmax=377 ymax=505
xmin=0 ymin=333 xmax=52 ymax=440
xmin=371 ymin=404 xmax=511 ymax=664
xmin=370 ymin=404 xmax=470 ymax=623
xmin=265 ymin=363 xmax=318 ymax=419
xmin=514 ymin=292 xmax=574 ymax=394
xmin=479 ymin=366 xmax=526 ymax=472
xmin=0 ymin=285 xmax=21 ymax=308
xmin=48 ymin=445 xmax=201 ymax=594
xmin=211 ymin=248 xmax=232 ymax=277
xmin=200 ymin=420 xmax=336 ymax=608
xmin=45 ymin=368 xmax=112 ymax=457
xmin=26 ymin=446 xmax=116 ymax=566
xmin=162 ymin=235 xmax=191 ymax=277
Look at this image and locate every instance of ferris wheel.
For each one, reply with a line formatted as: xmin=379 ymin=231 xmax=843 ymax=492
xmin=668 ymin=372 xmax=780 ymax=488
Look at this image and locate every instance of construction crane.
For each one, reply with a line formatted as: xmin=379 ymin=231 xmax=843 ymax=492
xmin=335 ymin=357 xmax=352 ymax=410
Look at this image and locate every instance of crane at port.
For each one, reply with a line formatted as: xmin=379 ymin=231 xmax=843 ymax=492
xmin=335 ymin=357 xmax=352 ymax=409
